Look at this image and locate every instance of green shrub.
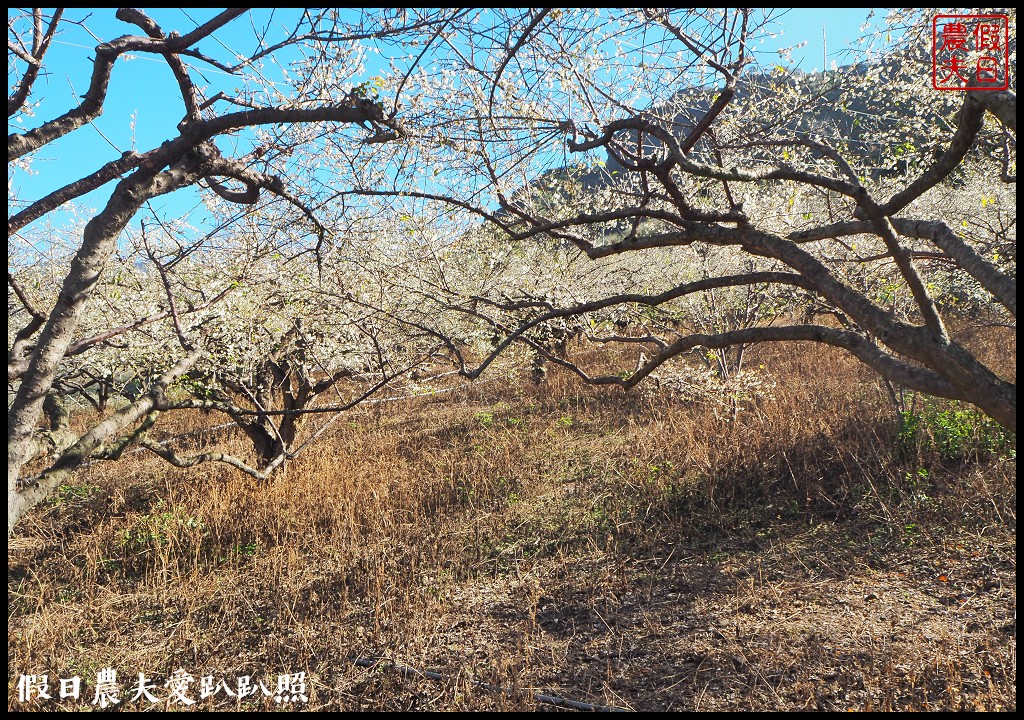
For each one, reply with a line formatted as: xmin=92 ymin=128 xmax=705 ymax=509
xmin=898 ymin=398 xmax=1015 ymax=462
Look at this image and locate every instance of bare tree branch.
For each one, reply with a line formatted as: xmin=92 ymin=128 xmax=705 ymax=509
xmin=7 ymin=8 xmax=63 ymax=116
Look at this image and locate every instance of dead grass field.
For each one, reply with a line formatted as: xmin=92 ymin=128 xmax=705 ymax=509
xmin=8 ymin=335 xmax=1016 ymax=711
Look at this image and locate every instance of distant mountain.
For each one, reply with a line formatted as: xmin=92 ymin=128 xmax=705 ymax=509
xmin=603 ymin=62 xmax=951 ymax=181
xmin=501 ymin=59 xmax=983 ymax=222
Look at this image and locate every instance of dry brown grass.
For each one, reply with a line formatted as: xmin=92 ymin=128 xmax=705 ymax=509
xmin=8 ymin=335 xmax=1016 ymax=711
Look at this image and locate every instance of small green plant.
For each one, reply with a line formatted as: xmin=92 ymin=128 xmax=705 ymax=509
xmin=903 ymin=467 xmax=933 ymax=506
xmin=556 ymin=414 xmax=574 ymax=428
xmin=645 ymin=460 xmax=675 ymax=485
xmin=44 ymin=481 xmax=101 ymax=507
xmin=57 ymin=585 xmax=82 ymax=604
xmin=474 ymin=410 xmax=494 ymax=428
xmin=233 ymin=541 xmax=259 ymax=558
xmin=455 ymin=478 xmax=476 ymax=505
xmin=587 ymin=503 xmax=613 ymax=534
xmin=902 ymin=522 xmax=920 ymax=546
xmin=120 ymin=510 xmax=205 ymax=551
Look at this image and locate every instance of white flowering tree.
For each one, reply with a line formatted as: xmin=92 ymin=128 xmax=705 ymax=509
xmin=7 ymin=8 xmax=469 ymax=534
xmin=334 ymin=8 xmax=1015 ymax=431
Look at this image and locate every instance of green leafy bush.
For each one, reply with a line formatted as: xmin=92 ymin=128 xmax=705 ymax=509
xmin=898 ymin=399 xmax=1015 ymax=462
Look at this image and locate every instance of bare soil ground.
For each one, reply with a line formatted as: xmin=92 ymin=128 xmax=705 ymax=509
xmin=8 ymin=341 xmax=1016 ymax=711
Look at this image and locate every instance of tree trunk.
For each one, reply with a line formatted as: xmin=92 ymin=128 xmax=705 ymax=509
xmin=8 ymin=159 xmax=204 ymax=535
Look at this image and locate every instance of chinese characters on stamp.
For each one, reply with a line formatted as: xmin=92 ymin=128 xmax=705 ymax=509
xmin=932 ymin=14 xmax=1009 ymax=90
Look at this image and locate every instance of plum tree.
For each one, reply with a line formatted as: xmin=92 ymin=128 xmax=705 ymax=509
xmin=346 ymin=8 xmax=1015 ymax=432
xmin=7 ymin=8 xmax=464 ymax=534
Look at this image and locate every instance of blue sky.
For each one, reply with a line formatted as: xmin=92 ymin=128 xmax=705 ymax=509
xmin=763 ymin=8 xmax=881 ymax=70
xmin=8 ymin=8 xmax=884 ymax=242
